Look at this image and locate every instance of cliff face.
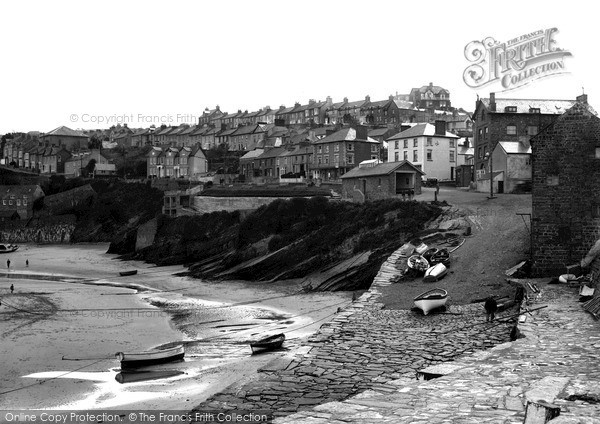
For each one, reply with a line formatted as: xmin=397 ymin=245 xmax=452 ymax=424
xmin=117 ymin=198 xmax=442 ymax=291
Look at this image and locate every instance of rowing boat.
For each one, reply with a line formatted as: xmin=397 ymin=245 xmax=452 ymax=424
xmin=115 ymin=344 xmax=185 ymax=369
xmin=0 ymin=243 xmax=18 ymax=253
xmin=414 ymin=288 xmax=448 ymax=315
xmin=250 ymin=333 xmax=285 ymax=354
xmin=423 ymin=263 xmax=448 ymax=282
xmin=407 ymin=255 xmax=429 ymax=272
xmin=119 ymin=270 xmax=138 ymax=277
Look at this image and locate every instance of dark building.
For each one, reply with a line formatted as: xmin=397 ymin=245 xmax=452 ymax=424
xmin=472 ymin=93 xmax=577 ymax=182
xmin=531 ymin=97 xmax=600 ymax=275
xmin=409 ymin=83 xmax=451 ymax=111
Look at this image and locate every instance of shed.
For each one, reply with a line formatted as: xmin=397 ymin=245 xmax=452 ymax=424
xmin=340 ymin=161 xmax=424 ymax=202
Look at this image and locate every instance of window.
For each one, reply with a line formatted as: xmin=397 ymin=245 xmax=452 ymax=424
xmin=23 ymin=198 xmax=27 ymax=205
xmin=318 ymin=146 xmax=322 ymax=153
xmin=484 ymin=127 xmax=488 ymax=137
xmin=395 ymin=140 xmax=399 ymax=149
xmin=478 ymin=129 xmax=483 ymax=139
xmin=334 ymin=143 xmax=339 ymax=152
xmin=17 ymin=199 xmax=20 ymax=206
xmin=403 ymin=151 xmax=408 ymax=161
xmin=317 ymin=156 xmax=322 ymax=164
xmin=527 ymin=126 xmax=538 ymax=136
xmin=325 ymin=145 xmax=329 ymax=153
xmin=546 ymin=175 xmax=559 ymax=186
xmin=8 ymin=200 xmax=12 ymax=205
xmin=427 ymin=149 xmax=433 ymax=161
xmin=347 ymin=154 xmax=354 ymax=164
xmin=526 ymin=158 xmax=532 ymax=165
xmin=596 ymin=147 xmax=600 ymax=159
xmin=427 ymin=137 xmax=433 ymax=146
xmin=334 ymin=154 xmax=339 ymax=164
xmin=403 ymin=140 xmax=408 ymax=148
xmin=506 ymin=125 xmax=517 ymax=135
xmin=324 ymin=156 xmax=329 ymax=164
xmin=371 ymin=144 xmax=378 ymax=152
xmin=450 ymin=151 xmax=455 ymax=162
xmin=478 ymin=147 xmax=483 ymax=159
xmin=2 ymin=200 xmax=5 ymax=205
xmin=413 ymin=150 xmax=418 ymax=161
xmin=413 ymin=138 xmax=418 ymax=147
xmin=505 ymin=106 xmax=517 ymax=112
xmin=529 ymin=108 xmax=541 ymax=114
xmin=449 ymin=139 xmax=455 ymax=148
xmin=347 ymin=143 xmax=354 ymax=151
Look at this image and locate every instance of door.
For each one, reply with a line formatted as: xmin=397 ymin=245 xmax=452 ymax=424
xmin=498 ymin=181 xmax=504 ymax=194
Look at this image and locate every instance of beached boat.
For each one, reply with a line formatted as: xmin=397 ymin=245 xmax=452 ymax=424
xmin=115 ymin=344 xmax=185 ymax=369
xmin=579 ymin=285 xmax=595 ymax=301
xmin=414 ymin=288 xmax=448 ymax=315
xmin=250 ymin=333 xmax=285 ymax=354
xmin=414 ymin=242 xmax=429 ymax=255
xmin=407 ymin=255 xmax=429 ymax=272
xmin=558 ymin=274 xmax=578 ymax=284
xmin=119 ymin=270 xmax=138 ymax=277
xmin=430 ymin=248 xmax=450 ymax=263
xmin=423 ymin=263 xmax=448 ymax=282
xmin=422 ymin=248 xmax=439 ymax=262
xmin=0 ymin=243 xmax=18 ymax=253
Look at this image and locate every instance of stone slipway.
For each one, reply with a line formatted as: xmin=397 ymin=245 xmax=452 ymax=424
xmin=278 ymin=282 xmax=600 ymax=423
xmin=194 ymin=247 xmax=517 ymax=419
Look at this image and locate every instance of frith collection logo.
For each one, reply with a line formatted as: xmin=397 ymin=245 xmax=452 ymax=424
xmin=463 ymin=28 xmax=572 ymax=92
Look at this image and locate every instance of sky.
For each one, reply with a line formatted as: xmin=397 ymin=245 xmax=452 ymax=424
xmin=0 ymin=0 xmax=595 ymax=134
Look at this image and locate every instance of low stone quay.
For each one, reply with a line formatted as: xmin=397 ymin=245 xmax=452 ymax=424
xmin=278 ymin=284 xmax=600 ymax=423
xmin=194 ymin=249 xmax=517 ymax=419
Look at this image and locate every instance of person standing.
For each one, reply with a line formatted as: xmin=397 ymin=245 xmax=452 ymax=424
xmin=10 ymin=284 xmax=14 ymax=294
xmin=26 ymin=259 xmax=29 ymax=267
xmin=6 ymin=259 xmax=10 ymax=270
xmin=484 ymin=296 xmax=498 ymax=322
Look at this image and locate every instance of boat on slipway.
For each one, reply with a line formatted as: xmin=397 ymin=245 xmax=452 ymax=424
xmin=414 ymin=288 xmax=448 ymax=315
xmin=250 ymin=333 xmax=285 ymax=354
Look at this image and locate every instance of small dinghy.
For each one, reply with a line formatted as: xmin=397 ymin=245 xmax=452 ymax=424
xmin=558 ymin=274 xmax=578 ymax=284
xmin=116 ymin=344 xmax=185 ymax=369
xmin=414 ymin=288 xmax=448 ymax=316
xmin=407 ymin=255 xmax=429 ymax=272
xmin=414 ymin=242 xmax=429 ymax=255
xmin=423 ymin=263 xmax=448 ymax=282
xmin=250 ymin=333 xmax=285 ymax=354
xmin=579 ymin=285 xmax=595 ymax=301
xmin=422 ymin=248 xmax=439 ymax=262
xmin=430 ymin=248 xmax=450 ymax=266
xmin=0 ymin=243 xmax=19 ymax=253
xmin=119 ymin=270 xmax=138 ymax=277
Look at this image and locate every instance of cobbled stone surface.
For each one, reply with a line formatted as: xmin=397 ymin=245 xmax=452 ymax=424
xmin=192 ymin=249 xmax=518 ymax=419
xmin=278 ymin=283 xmax=600 ymax=423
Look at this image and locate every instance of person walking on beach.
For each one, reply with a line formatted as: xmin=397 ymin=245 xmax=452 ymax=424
xmin=6 ymin=259 xmax=10 ymax=270
xmin=26 ymin=259 xmax=29 ymax=267
xmin=484 ymin=296 xmax=498 ymax=322
xmin=10 ymin=284 xmax=14 ymax=294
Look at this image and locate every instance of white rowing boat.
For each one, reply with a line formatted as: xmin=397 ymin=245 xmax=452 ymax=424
xmin=115 ymin=345 xmax=185 ymax=369
xmin=423 ymin=263 xmax=448 ymax=282
xmin=414 ymin=288 xmax=448 ymax=315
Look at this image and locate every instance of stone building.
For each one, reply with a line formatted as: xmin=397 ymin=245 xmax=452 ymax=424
xmin=531 ymin=98 xmax=600 ymax=275
xmin=472 ymin=93 xmax=577 ymax=191
xmin=0 ymin=185 xmax=45 ymax=220
xmin=409 ymin=83 xmax=451 ymax=110
xmin=40 ymin=126 xmax=89 ymax=151
xmin=340 ymin=161 xmax=423 ymax=202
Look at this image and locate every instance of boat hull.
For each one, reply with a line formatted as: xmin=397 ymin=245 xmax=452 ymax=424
xmin=414 ymin=289 xmax=448 ymax=315
xmin=0 ymin=244 xmax=18 ymax=253
xmin=250 ymin=334 xmax=285 ymax=354
xmin=116 ymin=345 xmax=185 ymax=369
xmin=423 ymin=263 xmax=447 ymax=282
xmin=119 ymin=270 xmax=138 ymax=276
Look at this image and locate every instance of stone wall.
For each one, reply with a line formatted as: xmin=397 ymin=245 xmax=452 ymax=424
xmin=0 ymin=223 xmax=75 ymax=244
xmin=193 ymin=196 xmax=291 ymax=215
xmin=531 ymin=103 xmax=600 ymax=275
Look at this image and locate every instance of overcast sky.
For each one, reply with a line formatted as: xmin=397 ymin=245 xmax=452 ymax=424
xmin=0 ymin=0 xmax=594 ymax=133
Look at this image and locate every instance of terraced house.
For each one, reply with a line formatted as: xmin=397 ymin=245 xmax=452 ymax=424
xmin=146 ymin=144 xmax=208 ymax=179
xmin=311 ymin=126 xmax=380 ymax=181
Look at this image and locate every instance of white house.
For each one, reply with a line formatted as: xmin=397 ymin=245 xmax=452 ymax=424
xmin=386 ymin=121 xmax=460 ymax=181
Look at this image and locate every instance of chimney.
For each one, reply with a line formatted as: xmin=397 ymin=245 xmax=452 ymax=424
xmin=365 ymin=95 xmax=371 ymax=102
xmin=279 ymin=105 xmax=285 ymax=111
xmin=389 ymin=94 xmax=394 ymax=100
xmin=434 ymin=120 xmax=446 ymax=136
xmin=295 ymin=102 xmax=301 ymax=107
xmin=309 ymin=99 xmax=316 ymax=105
xmin=576 ymin=94 xmax=588 ymax=104
xmin=326 ymin=96 xmax=333 ymax=105
xmin=489 ymin=92 xmax=496 ymax=111
xmin=429 ymin=82 xmax=433 ymax=89
xmin=343 ymin=97 xmax=348 ymax=103
xmin=354 ymin=125 xmax=368 ymax=140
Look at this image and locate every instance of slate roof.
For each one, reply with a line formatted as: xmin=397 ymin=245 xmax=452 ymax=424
xmin=368 ymin=128 xmax=393 ymax=137
xmin=341 ymin=161 xmax=425 ymax=179
xmin=386 ymin=123 xmax=459 ymax=140
xmin=239 ymin=149 xmax=265 ymax=161
xmin=42 ymin=126 xmax=88 ymax=138
xmin=257 ymin=146 xmax=287 ymax=159
xmin=394 ymin=100 xmax=416 ymax=109
xmin=0 ymin=185 xmax=44 ymax=197
xmin=314 ymin=128 xmax=379 ymax=144
xmin=412 ymin=85 xmax=449 ymax=94
xmin=481 ymin=98 xmax=576 ymax=114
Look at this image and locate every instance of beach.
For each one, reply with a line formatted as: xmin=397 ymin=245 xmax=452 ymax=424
xmin=0 ymin=244 xmax=352 ymax=410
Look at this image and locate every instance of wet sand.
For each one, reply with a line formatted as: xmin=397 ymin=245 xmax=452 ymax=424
xmin=0 ymin=244 xmax=352 ymax=410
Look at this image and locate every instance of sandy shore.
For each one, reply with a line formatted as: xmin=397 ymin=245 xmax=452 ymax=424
xmin=0 ymin=244 xmax=352 ymax=410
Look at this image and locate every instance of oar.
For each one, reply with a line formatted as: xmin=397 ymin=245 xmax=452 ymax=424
xmin=61 ymin=355 xmax=114 ymax=361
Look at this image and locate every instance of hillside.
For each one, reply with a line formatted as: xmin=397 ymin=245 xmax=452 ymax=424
xmin=118 ymin=198 xmax=442 ymax=291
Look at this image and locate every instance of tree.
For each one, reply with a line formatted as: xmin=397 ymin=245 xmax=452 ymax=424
xmin=83 ymin=159 xmax=97 ymax=177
